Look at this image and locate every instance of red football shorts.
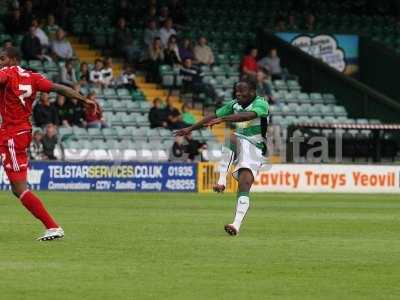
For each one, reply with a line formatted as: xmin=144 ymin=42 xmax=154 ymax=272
xmin=0 ymin=131 xmax=31 ymax=182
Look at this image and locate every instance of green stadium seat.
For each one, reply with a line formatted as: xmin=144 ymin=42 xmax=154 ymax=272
xmin=88 ymin=128 xmax=103 ymax=139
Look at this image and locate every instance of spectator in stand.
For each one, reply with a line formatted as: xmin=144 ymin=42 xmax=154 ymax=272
xmin=179 ymin=38 xmax=194 ymax=61
xmin=169 ymin=135 xmax=186 ymax=162
xmin=60 ymin=59 xmax=77 ymax=87
xmin=29 ymin=130 xmax=46 ymax=160
xmin=193 ymin=36 xmax=214 ymax=66
xmin=21 ymin=25 xmax=44 ymax=61
xmin=240 ymin=46 xmax=258 ymax=77
xmin=54 ymin=95 xmax=71 ymax=126
xmin=164 ymin=98 xmax=185 ymax=130
xmin=79 ymin=62 xmax=90 ymax=85
xmin=180 ymin=58 xmax=216 ymax=100
xmin=116 ymin=65 xmax=137 ymax=90
xmin=21 ymin=0 xmax=34 ymax=30
xmin=287 ymin=13 xmax=298 ymax=30
xmin=159 ymin=18 xmax=177 ymax=48
xmin=144 ymin=19 xmax=160 ymax=48
xmin=149 ymin=98 xmax=168 ymax=129
xmin=33 ymin=93 xmax=59 ymax=127
xmin=181 ymin=104 xmax=196 ymax=125
xmin=274 ymin=16 xmax=286 ymax=31
xmin=168 ymin=0 xmax=185 ymax=26
xmin=257 ymin=48 xmax=283 ymax=79
xmin=85 ymin=92 xmax=107 ymax=128
xmin=159 ymin=6 xmax=170 ymax=24
xmin=3 ymin=39 xmax=13 ymax=49
xmin=101 ymin=57 xmax=114 ymax=87
xmin=114 ymin=17 xmax=139 ymax=63
xmin=304 ymin=13 xmax=316 ymax=31
xmin=42 ymin=124 xmax=58 ymax=160
xmin=51 ymin=28 xmax=73 ymax=61
xmin=90 ymin=59 xmax=104 ymax=87
xmin=144 ymin=5 xmax=158 ymax=25
xmin=4 ymin=8 xmax=24 ymax=36
xmin=147 ymin=37 xmax=164 ymax=82
xmin=32 ymin=19 xmax=49 ymax=49
xmin=256 ymin=71 xmax=275 ymax=103
xmin=44 ymin=14 xmax=60 ymax=42
xmin=164 ymin=35 xmax=181 ymax=66
xmin=69 ymin=84 xmax=86 ymax=127
xmin=184 ymin=132 xmax=208 ymax=162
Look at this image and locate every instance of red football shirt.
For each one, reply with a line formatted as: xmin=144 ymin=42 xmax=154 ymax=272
xmin=0 ymin=66 xmax=53 ymax=135
xmin=85 ymin=103 xmax=103 ymax=123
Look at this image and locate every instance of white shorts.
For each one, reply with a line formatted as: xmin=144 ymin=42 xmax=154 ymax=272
xmin=231 ymin=138 xmax=267 ymax=181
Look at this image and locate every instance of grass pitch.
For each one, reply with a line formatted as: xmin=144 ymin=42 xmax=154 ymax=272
xmin=0 ymin=192 xmax=400 ymax=300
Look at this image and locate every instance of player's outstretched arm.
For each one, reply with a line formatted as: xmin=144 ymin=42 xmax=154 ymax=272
xmin=51 ymin=83 xmax=96 ymax=108
xmin=173 ymin=113 xmax=216 ymax=136
xmin=205 ymin=112 xmax=257 ymax=126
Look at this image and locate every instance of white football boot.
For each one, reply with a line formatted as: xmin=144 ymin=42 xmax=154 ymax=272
xmin=37 ymin=227 xmax=65 ymax=241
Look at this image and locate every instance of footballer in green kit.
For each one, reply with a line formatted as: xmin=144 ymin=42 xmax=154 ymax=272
xmin=174 ymin=77 xmax=269 ymax=235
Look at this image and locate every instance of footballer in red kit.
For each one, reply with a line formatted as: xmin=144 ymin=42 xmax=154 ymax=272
xmin=0 ymin=47 xmax=96 ymax=241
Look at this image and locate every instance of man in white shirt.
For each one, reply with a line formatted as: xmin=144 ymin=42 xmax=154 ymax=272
xmin=193 ymin=36 xmax=214 ymax=65
xmin=32 ymin=19 xmax=49 ymax=48
xmin=159 ymin=18 xmax=176 ymax=47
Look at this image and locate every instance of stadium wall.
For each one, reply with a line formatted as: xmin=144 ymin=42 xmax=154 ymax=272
xmin=0 ymin=162 xmax=399 ymax=193
xmin=256 ymin=30 xmax=400 ymax=123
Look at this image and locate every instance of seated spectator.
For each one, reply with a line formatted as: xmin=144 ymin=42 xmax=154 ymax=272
xmin=29 ymin=130 xmax=45 ymax=160
xmin=55 ymin=95 xmax=71 ymax=127
xmin=33 ymin=93 xmax=59 ymax=127
xmin=79 ymin=62 xmax=90 ymax=85
xmin=69 ymin=84 xmax=86 ymax=127
xmin=101 ymin=57 xmax=114 ymax=87
xmin=144 ymin=5 xmax=158 ymax=25
xmin=148 ymin=98 xmax=168 ymax=128
xmin=147 ymin=37 xmax=164 ymax=82
xmin=144 ymin=19 xmax=160 ymax=48
xmin=256 ymin=71 xmax=275 ymax=103
xmin=4 ymin=8 xmax=24 ymax=36
xmin=257 ymin=48 xmax=283 ymax=79
xmin=184 ymin=132 xmax=208 ymax=162
xmin=179 ymin=38 xmax=194 ymax=61
xmin=193 ymin=36 xmax=214 ymax=66
xmin=287 ymin=13 xmax=298 ymax=30
xmin=21 ymin=25 xmax=44 ymax=61
xmin=158 ymin=6 xmax=170 ymax=24
xmin=164 ymin=98 xmax=185 ymax=130
xmin=32 ymin=19 xmax=49 ymax=49
xmin=51 ymin=29 xmax=73 ymax=61
xmin=181 ymin=104 xmax=196 ymax=125
xmin=164 ymin=35 xmax=181 ymax=66
xmin=159 ymin=18 xmax=177 ymax=48
xmin=60 ymin=59 xmax=77 ymax=87
xmin=42 ymin=124 xmax=58 ymax=160
xmin=90 ymin=59 xmax=104 ymax=87
xmin=169 ymin=136 xmax=186 ymax=162
xmin=168 ymin=0 xmax=186 ymax=26
xmin=304 ymin=13 xmax=316 ymax=31
xmin=240 ymin=46 xmax=259 ymax=77
xmin=85 ymin=92 xmax=107 ymax=128
xmin=114 ymin=17 xmax=140 ymax=63
xmin=3 ymin=39 xmax=13 ymax=49
xmin=116 ymin=65 xmax=137 ymax=90
xmin=44 ymin=14 xmax=60 ymax=41
xmin=180 ymin=58 xmax=216 ymax=101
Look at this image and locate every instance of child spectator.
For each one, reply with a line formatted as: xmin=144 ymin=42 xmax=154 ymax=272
xmin=101 ymin=57 xmax=114 ymax=87
xmin=85 ymin=92 xmax=107 ymax=128
xmin=90 ymin=59 xmax=104 ymax=87
xmin=79 ymin=62 xmax=90 ymax=85
xmin=29 ymin=130 xmax=45 ymax=160
xmin=116 ymin=65 xmax=137 ymax=90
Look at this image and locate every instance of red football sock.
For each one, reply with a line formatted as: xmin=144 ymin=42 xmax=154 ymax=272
xmin=19 ymin=190 xmax=59 ymax=229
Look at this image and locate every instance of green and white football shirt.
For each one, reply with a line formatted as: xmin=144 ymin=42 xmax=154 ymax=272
xmin=215 ymin=96 xmax=269 ymax=150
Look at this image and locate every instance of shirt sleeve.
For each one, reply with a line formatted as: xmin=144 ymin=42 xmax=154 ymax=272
xmin=250 ymin=99 xmax=269 ymax=117
xmin=215 ymin=101 xmax=235 ymax=117
xmin=33 ymin=73 xmax=53 ymax=93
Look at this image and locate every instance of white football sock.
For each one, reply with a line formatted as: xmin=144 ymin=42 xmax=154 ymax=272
xmin=217 ymin=146 xmax=234 ymax=186
xmin=232 ymin=194 xmax=250 ymax=230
